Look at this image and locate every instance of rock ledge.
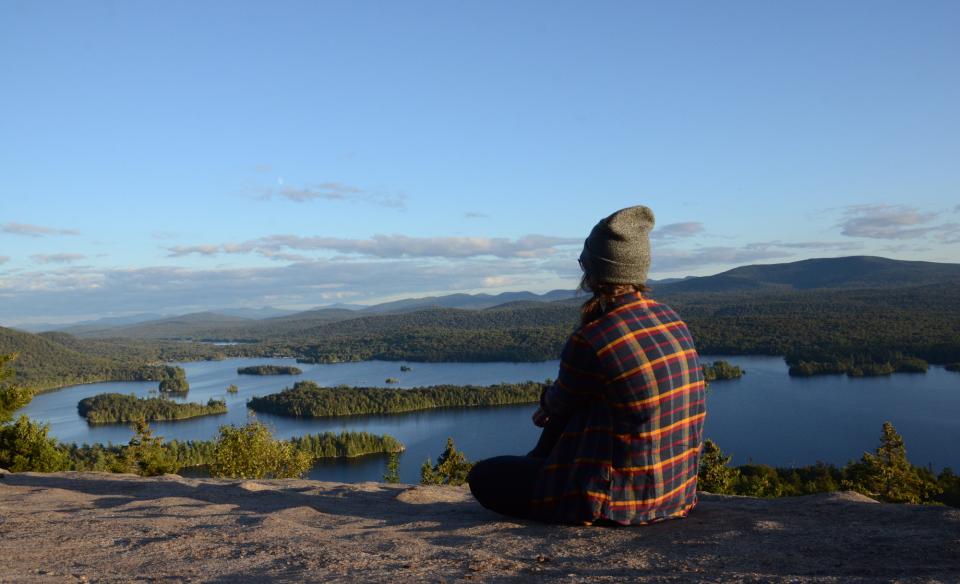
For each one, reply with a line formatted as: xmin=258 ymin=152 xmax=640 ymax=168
xmin=1 ymin=471 xmax=958 ymax=582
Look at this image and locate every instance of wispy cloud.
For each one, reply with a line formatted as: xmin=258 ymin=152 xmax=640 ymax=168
xmin=838 ymin=204 xmax=939 ymax=239
xmin=167 ymin=234 xmax=581 ymax=260
xmin=464 ymin=212 xmax=489 ymax=219
xmin=255 ymin=182 xmax=406 ymax=209
xmin=0 ymin=256 xmax=9 ymax=265
xmin=651 ymin=222 xmax=705 ymax=240
xmin=30 ymin=253 xmax=86 ymax=264
xmin=1 ymin=222 xmax=80 ymax=237
xmin=0 ymin=258 xmax=560 ymax=323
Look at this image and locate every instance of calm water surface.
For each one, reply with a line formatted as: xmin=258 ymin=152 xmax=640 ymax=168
xmin=17 ymin=356 xmax=960 ymax=482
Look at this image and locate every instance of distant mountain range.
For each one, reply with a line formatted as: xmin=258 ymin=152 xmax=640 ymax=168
xmin=652 ymin=255 xmax=960 ymax=294
xmin=14 ymin=255 xmax=960 ymax=340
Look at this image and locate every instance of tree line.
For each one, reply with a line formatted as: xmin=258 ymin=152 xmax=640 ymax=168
xmin=247 ymin=381 xmax=548 ymax=418
xmin=698 ymin=422 xmax=960 ymax=507
xmin=237 ymin=365 xmax=303 ymax=375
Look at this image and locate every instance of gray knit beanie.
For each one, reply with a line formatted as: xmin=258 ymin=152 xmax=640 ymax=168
xmin=579 ymin=205 xmax=655 ymax=284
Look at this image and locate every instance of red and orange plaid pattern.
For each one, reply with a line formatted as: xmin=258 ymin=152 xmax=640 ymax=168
xmin=532 ymin=291 xmax=707 ymax=525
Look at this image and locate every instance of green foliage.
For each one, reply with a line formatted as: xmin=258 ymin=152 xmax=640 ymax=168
xmin=227 ymin=384 xmax=239 ymax=394
xmin=123 ymin=418 xmax=179 ymax=476
xmin=935 ymin=468 xmax=960 ymax=507
xmin=697 ymin=439 xmax=740 ymax=494
xmin=842 ymin=422 xmax=941 ymax=503
xmin=158 ymin=367 xmax=189 ymax=393
xmin=288 ymin=431 xmax=403 ymax=458
xmin=420 ymin=437 xmax=473 ymax=486
xmin=788 ymin=353 xmax=929 ymax=377
xmin=382 ymin=451 xmax=401 ymax=484
xmin=237 ymin=365 xmax=302 ymax=375
xmin=77 ymin=393 xmax=227 ymax=424
xmin=209 ymin=421 xmax=312 ymax=479
xmin=59 ymin=430 xmax=400 ymax=474
xmin=699 ymin=424 xmax=947 ymax=506
xmin=0 ymin=353 xmax=32 ymax=424
xmin=702 ymin=360 xmax=745 ymax=382
xmin=0 ymin=415 xmax=69 ymax=472
xmin=248 ymin=381 xmax=545 ymax=418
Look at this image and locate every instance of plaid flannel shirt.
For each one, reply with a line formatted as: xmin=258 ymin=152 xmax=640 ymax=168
xmin=531 ymin=291 xmax=706 ymax=525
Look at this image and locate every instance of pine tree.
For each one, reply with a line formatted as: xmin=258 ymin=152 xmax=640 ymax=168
xmin=123 ymin=417 xmax=179 ymax=476
xmin=698 ymin=439 xmax=739 ymax=494
xmin=843 ymin=421 xmax=941 ymax=503
xmin=419 ymin=437 xmax=472 ymax=486
xmin=382 ymin=451 xmax=401 ymax=483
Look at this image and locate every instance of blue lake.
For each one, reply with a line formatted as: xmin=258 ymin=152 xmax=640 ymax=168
xmin=17 ymin=356 xmax=960 ymax=483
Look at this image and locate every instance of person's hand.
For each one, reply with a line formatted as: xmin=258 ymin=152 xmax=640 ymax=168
xmin=532 ymin=406 xmax=550 ymax=427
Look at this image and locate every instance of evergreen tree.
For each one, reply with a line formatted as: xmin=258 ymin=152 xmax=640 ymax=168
xmin=419 ymin=437 xmax=472 ymax=486
xmin=698 ymin=439 xmax=739 ymax=494
xmin=843 ymin=421 xmax=941 ymax=503
xmin=0 ymin=353 xmax=32 ymax=424
xmin=0 ymin=353 xmax=68 ymax=472
xmin=382 ymin=451 xmax=401 ymax=484
xmin=123 ymin=417 xmax=179 ymax=476
xmin=0 ymin=415 xmax=69 ymax=472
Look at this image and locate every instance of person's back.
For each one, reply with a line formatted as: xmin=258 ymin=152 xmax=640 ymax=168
xmin=532 ymin=291 xmax=706 ymax=525
xmin=467 ymin=205 xmax=707 ymax=526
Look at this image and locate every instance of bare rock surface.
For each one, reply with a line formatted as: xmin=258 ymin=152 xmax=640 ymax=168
xmin=1 ymin=470 xmax=959 ymax=583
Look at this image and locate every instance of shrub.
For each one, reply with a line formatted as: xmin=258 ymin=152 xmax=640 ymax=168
xmin=123 ymin=417 xmax=179 ymax=476
xmin=209 ymin=421 xmax=312 ymax=479
xmin=0 ymin=415 xmax=69 ymax=472
xmin=698 ymin=439 xmax=739 ymax=494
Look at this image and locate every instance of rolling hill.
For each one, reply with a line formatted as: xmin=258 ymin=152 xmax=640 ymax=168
xmin=654 ymin=256 xmax=960 ymax=294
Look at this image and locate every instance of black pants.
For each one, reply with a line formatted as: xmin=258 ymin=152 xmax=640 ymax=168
xmin=467 ymin=419 xmax=565 ymax=519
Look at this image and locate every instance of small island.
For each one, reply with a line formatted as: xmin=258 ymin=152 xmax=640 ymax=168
xmin=385 ymin=377 xmax=399 ymax=384
xmin=400 ymin=365 xmax=412 ymax=372
xmin=237 ymin=365 xmax=303 ymax=376
xmin=226 ymin=384 xmax=239 ymax=394
xmin=247 ymin=380 xmax=545 ymax=418
xmin=78 ymin=393 xmax=227 ymax=424
xmin=702 ymin=360 xmax=745 ymax=382
xmin=158 ymin=366 xmax=190 ymax=394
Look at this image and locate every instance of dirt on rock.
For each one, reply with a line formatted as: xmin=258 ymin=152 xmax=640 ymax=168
xmin=1 ymin=470 xmax=959 ymax=583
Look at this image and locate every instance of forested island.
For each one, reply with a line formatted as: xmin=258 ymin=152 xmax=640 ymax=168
xmin=702 ymin=360 xmax=745 ymax=381
xmin=247 ymin=381 xmax=547 ymax=418
xmin=77 ymin=393 xmax=227 ymax=424
xmin=237 ymin=365 xmax=303 ymax=376
xmin=158 ymin=366 xmax=190 ymax=393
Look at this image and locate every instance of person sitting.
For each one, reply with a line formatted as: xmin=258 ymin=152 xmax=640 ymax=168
xmin=467 ymin=205 xmax=707 ymax=525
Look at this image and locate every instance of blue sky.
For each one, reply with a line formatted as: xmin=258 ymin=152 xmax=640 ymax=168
xmin=1 ymin=1 xmax=958 ymax=325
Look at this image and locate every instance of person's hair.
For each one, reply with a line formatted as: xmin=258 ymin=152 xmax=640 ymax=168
xmin=578 ymin=272 xmax=650 ymax=325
